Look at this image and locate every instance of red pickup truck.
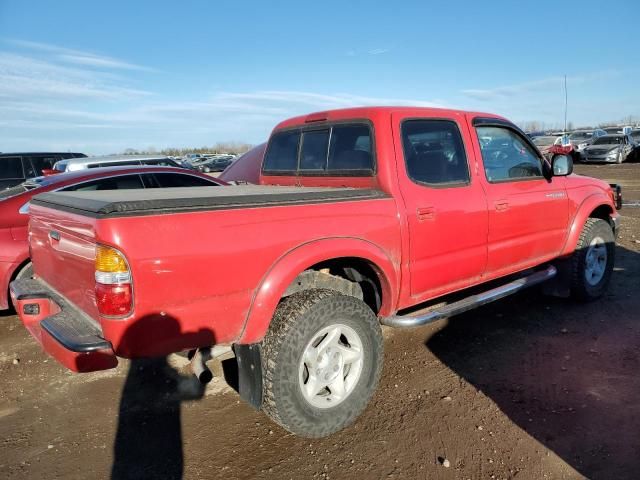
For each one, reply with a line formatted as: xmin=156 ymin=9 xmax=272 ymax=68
xmin=12 ymin=107 xmax=622 ymax=438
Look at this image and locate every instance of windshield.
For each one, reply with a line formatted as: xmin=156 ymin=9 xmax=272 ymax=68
xmin=569 ymin=132 xmax=592 ymax=141
xmin=532 ymin=136 xmax=558 ymax=147
xmin=593 ymin=136 xmax=624 ymax=145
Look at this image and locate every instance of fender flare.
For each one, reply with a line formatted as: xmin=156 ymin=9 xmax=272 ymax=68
xmin=560 ymin=193 xmax=614 ymax=256
xmin=238 ymin=237 xmax=399 ymax=344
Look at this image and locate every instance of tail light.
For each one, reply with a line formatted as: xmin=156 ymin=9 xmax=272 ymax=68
xmin=95 ymin=245 xmax=133 ymax=317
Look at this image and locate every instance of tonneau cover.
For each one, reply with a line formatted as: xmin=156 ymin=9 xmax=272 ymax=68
xmin=31 ymin=185 xmax=387 ymax=218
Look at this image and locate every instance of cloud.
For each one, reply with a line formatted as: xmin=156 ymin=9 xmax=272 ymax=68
xmin=462 ymin=71 xmax=620 ymax=101
xmin=0 ymin=52 xmax=151 ymax=100
xmin=368 ymin=48 xmax=391 ymax=55
xmin=7 ymin=38 xmax=154 ymax=72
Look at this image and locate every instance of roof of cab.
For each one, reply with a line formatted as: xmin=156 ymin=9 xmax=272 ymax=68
xmin=273 ymin=106 xmax=506 ymax=131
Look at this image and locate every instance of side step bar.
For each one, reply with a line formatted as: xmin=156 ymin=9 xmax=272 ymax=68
xmin=381 ymin=266 xmax=557 ymax=328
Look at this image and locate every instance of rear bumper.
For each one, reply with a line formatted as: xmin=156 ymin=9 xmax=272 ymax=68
xmin=9 ymin=278 xmax=118 ymax=372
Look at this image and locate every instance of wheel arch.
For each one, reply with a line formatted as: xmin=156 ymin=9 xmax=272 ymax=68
xmin=4 ymin=257 xmax=31 ymax=310
xmin=561 ymin=193 xmax=615 ymax=256
xmin=238 ymin=237 xmax=399 ymax=344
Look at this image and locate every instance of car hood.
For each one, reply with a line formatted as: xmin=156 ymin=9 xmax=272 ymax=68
xmin=584 ymin=144 xmax=619 ymax=153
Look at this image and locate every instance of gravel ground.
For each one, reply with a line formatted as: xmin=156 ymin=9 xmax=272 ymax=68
xmin=0 ymin=163 xmax=638 ymax=480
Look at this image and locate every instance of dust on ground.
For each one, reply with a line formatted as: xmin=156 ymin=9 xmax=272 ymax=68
xmin=1 ymin=163 xmax=639 ymax=480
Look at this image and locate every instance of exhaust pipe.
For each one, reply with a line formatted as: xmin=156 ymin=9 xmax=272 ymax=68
xmin=189 ymin=347 xmax=213 ymax=384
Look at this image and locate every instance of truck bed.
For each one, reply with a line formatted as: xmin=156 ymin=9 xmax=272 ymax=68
xmin=31 ymin=185 xmax=387 ymax=218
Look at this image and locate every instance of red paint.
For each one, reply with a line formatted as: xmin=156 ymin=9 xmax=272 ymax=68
xmin=0 ymin=166 xmax=225 ymax=310
xmin=13 ymin=107 xmax=619 ymax=373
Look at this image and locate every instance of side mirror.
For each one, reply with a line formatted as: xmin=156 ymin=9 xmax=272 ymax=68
xmin=552 ymin=154 xmax=573 ymax=176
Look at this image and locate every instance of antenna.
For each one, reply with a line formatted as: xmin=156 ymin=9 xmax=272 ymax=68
xmin=563 ymin=75 xmax=568 ymax=132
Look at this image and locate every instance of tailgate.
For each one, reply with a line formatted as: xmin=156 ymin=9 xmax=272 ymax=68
xmin=29 ymin=202 xmax=99 ymax=319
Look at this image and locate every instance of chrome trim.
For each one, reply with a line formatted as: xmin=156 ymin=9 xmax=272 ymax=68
xmin=381 ymin=266 xmax=557 ymax=328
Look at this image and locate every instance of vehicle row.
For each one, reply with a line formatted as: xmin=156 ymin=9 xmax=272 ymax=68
xmin=531 ymin=128 xmax=640 ymax=164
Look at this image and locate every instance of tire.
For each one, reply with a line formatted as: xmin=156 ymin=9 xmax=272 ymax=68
xmin=260 ymin=289 xmax=383 ymax=438
xmin=570 ymin=218 xmax=615 ymax=301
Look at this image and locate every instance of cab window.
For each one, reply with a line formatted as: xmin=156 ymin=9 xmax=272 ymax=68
xmin=401 ymin=120 xmax=470 ymax=186
xmin=476 ymin=126 xmax=543 ymax=182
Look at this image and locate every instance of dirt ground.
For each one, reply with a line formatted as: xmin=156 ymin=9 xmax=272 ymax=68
xmin=1 ymin=163 xmax=639 ymax=480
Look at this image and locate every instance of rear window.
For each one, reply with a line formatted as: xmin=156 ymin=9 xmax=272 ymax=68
xmin=263 ymin=123 xmax=374 ymax=175
xmin=0 ymin=157 xmax=24 ymax=179
xmin=141 ymin=159 xmax=180 ymax=167
xmin=263 ymin=130 xmax=300 ymax=171
xmin=0 ymin=183 xmax=29 ymax=200
xmin=152 ymin=173 xmax=217 ymax=187
xmin=300 ymin=130 xmax=330 ymax=171
xmin=88 ymin=161 xmax=142 ymax=169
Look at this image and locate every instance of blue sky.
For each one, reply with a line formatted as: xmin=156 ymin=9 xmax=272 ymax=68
xmin=0 ymin=0 xmax=637 ymax=154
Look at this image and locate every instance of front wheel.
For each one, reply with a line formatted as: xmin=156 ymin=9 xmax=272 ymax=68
xmin=570 ymin=218 xmax=615 ymax=301
xmin=260 ymin=289 xmax=383 ymax=438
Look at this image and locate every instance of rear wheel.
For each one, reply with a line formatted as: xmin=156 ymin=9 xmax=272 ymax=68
xmin=570 ymin=219 xmax=615 ymax=301
xmin=260 ymin=289 xmax=383 ymax=438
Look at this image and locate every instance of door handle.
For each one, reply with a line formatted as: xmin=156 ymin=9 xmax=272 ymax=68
xmin=417 ymin=206 xmax=435 ymax=221
xmin=494 ymin=200 xmax=509 ymax=211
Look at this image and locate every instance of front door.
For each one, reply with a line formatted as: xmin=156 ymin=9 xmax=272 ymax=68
xmin=393 ymin=114 xmax=489 ymax=304
xmin=470 ymin=120 xmax=569 ymax=277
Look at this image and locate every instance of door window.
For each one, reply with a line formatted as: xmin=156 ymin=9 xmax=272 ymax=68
xmin=401 ymin=120 xmax=470 ymax=186
xmin=476 ymin=126 xmax=543 ymax=182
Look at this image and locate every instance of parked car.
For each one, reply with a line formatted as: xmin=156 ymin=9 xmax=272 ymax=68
xmin=602 ymin=126 xmax=623 ymax=135
xmin=12 ymin=106 xmax=621 ymax=438
xmin=218 ymin=143 xmax=266 ymax=184
xmin=582 ymin=134 xmax=637 ymax=163
xmin=51 ymin=155 xmax=182 ymax=173
xmin=531 ymin=135 xmax=560 ymax=156
xmin=1 ymin=152 xmax=86 ymax=189
xmin=631 ymin=129 xmax=640 ymax=144
xmin=0 ymin=166 xmax=225 ymax=311
xmin=197 ymin=155 xmax=235 ymax=173
xmin=568 ymin=129 xmax=607 ymax=156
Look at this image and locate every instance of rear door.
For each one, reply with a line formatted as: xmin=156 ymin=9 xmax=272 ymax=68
xmin=393 ymin=113 xmax=489 ymax=303
xmin=470 ymin=118 xmax=569 ymax=277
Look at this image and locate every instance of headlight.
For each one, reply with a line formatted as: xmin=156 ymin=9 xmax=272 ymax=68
xmin=606 ymin=149 xmax=619 ymax=158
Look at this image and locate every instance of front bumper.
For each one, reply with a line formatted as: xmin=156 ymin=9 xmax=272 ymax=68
xmin=582 ymin=154 xmax=619 ymax=163
xmin=611 ymin=213 xmax=621 ymax=238
xmin=10 ymin=278 xmax=117 ymax=372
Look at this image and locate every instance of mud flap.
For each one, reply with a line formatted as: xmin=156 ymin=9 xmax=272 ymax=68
xmin=233 ymin=343 xmax=263 ymax=410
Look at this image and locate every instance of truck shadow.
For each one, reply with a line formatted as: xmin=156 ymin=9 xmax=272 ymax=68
xmin=425 ymin=244 xmax=640 ymax=479
xmin=111 ymin=314 xmax=214 ymax=480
